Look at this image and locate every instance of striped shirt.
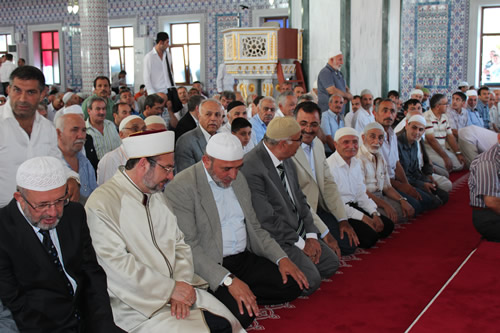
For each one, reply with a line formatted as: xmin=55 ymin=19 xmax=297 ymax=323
xmin=85 ymin=119 xmax=121 ymax=160
xmin=468 ymin=143 xmax=500 ymax=208
xmin=424 ymin=110 xmax=452 ymax=147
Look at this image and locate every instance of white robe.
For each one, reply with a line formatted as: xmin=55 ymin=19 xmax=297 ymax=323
xmin=85 ymin=168 xmax=244 ymax=333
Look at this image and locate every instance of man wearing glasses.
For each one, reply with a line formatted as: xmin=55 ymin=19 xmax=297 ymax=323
xmin=241 ymin=117 xmax=339 ymax=297
xmin=85 ymin=130 xmax=242 ymax=333
xmin=0 ymin=156 xmax=123 ymax=332
xmin=423 ymin=93 xmax=466 ymax=176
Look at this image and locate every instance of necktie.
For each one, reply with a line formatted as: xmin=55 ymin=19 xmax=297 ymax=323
xmin=165 ymin=52 xmax=174 ymax=87
xmin=277 ymin=164 xmax=306 ymax=239
xmin=39 ymin=230 xmax=74 ymax=296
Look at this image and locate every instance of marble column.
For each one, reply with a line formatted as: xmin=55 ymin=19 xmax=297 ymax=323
xmin=80 ymin=0 xmax=109 ymax=95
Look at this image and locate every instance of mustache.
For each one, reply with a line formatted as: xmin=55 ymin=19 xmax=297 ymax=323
xmin=74 ymin=139 xmax=86 ymax=145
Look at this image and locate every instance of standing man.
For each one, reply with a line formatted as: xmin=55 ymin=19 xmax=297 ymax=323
xmin=0 ymin=54 xmax=16 ymax=95
xmin=241 ymin=117 xmax=339 ymax=295
xmin=166 ymin=133 xmax=305 ymax=328
xmin=82 ymin=76 xmax=114 ymax=121
xmin=317 ymin=51 xmax=352 ymax=112
xmin=0 ymin=156 xmax=123 ymax=332
xmin=0 ymin=66 xmax=80 ymax=208
xmin=85 ymin=130 xmax=242 ymax=332
xmin=469 ymin=134 xmax=500 ymax=241
xmin=143 ymin=32 xmax=174 ymax=94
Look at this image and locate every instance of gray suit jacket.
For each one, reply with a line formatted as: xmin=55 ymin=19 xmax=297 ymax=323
xmin=240 ymin=142 xmax=320 ymax=248
xmin=175 ymin=126 xmax=207 ymax=172
xmin=164 ymin=162 xmax=286 ymax=291
xmin=292 ymin=137 xmax=348 ymax=235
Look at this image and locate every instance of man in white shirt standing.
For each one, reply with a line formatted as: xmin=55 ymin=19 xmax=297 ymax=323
xmin=0 ymin=54 xmax=17 ymax=96
xmin=143 ymin=32 xmax=174 ymax=94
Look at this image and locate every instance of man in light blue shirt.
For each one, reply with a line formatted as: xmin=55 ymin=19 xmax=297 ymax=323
xmin=249 ymin=97 xmax=276 ymax=145
xmin=165 ymin=132 xmax=307 ymax=329
xmin=466 ymin=90 xmax=484 ymax=127
xmin=321 ymin=94 xmax=345 ymax=155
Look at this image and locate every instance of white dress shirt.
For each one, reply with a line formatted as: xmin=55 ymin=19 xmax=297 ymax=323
xmin=380 ymin=126 xmax=399 ymax=179
xmin=0 ymin=61 xmax=16 ymax=83
xmin=143 ymin=47 xmax=173 ymax=94
xmin=0 ymin=102 xmax=77 ymax=208
xmin=326 ymin=151 xmax=378 ymax=220
xmin=97 ymin=145 xmax=127 ymax=185
xmin=357 ymin=144 xmax=391 ymax=193
xmin=352 ymin=108 xmax=375 ymax=133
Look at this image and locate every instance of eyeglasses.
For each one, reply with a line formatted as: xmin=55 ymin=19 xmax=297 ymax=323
xmin=122 ymin=126 xmax=146 ymax=132
xmin=148 ymin=158 xmax=174 ymax=175
xmin=288 ymin=134 xmax=303 ymax=143
xmin=21 ymin=190 xmax=69 ymax=211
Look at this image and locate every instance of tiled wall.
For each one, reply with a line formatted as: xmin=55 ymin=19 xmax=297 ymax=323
xmin=400 ymin=0 xmax=469 ymax=100
xmin=0 ymin=0 xmax=288 ymax=94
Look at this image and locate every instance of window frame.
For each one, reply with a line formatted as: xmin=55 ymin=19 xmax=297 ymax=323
xmin=108 ymin=25 xmax=135 ymax=86
xmin=169 ymin=22 xmax=201 ymax=86
xmin=0 ymin=33 xmax=12 ymax=56
xmin=478 ymin=5 xmax=500 ymax=87
xmin=39 ymin=31 xmax=61 ymax=85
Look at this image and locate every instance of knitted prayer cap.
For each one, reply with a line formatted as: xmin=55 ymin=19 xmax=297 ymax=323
xmin=266 ymin=116 xmax=301 ymax=140
xmin=206 ymin=133 xmax=243 ymax=161
xmin=16 ymin=156 xmax=67 ymax=191
xmin=334 ymin=127 xmax=359 ymax=142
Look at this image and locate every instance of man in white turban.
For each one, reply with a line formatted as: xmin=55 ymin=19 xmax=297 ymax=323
xmin=166 ymin=132 xmax=306 ymax=329
xmin=0 ymin=156 xmax=123 ymax=332
xmin=85 ymin=130 xmax=243 ymax=333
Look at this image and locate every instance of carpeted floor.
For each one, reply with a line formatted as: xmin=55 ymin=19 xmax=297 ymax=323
xmin=248 ymin=171 xmax=485 ymax=332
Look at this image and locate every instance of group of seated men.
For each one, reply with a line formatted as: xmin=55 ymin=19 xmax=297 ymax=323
xmin=0 ymin=65 xmax=498 ymax=332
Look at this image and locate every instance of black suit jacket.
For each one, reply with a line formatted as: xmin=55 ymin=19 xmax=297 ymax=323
xmin=175 ymin=112 xmax=197 ymax=142
xmin=0 ymin=199 xmax=123 ymax=333
xmin=85 ymin=134 xmax=99 ymax=176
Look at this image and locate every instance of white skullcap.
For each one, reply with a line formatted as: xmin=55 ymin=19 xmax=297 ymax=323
xmin=76 ymin=92 xmax=87 ymax=99
xmin=333 ymin=50 xmax=342 ymax=57
xmin=119 ymin=115 xmax=142 ymax=132
xmin=360 ymin=89 xmax=373 ymax=97
xmin=122 ymin=130 xmax=175 ymax=159
xmin=465 ymin=90 xmax=478 ymax=97
xmin=206 ymin=133 xmax=244 ymax=161
xmin=334 ymin=127 xmax=359 ymax=142
xmin=458 ymin=81 xmax=469 ymax=88
xmin=17 ymin=156 xmax=67 ymax=191
xmin=144 ymin=115 xmax=166 ymax=127
xmin=63 ymin=104 xmax=83 ymax=115
xmin=408 ymin=115 xmax=426 ymax=127
xmin=62 ymin=92 xmax=74 ymax=104
xmin=410 ymin=89 xmax=423 ymax=96
xmin=0 ymin=94 xmax=5 ymax=98
xmin=363 ymin=122 xmax=385 ymax=135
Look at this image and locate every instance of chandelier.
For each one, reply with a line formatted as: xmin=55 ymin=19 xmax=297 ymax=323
xmin=67 ymin=0 xmax=79 ymax=14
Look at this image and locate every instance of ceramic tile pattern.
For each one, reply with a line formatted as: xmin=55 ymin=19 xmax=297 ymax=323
xmin=400 ymin=0 xmax=469 ymax=100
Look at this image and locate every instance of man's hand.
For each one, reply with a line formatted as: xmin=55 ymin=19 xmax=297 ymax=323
xmin=227 ymin=278 xmax=259 ymax=317
xmin=171 ymin=281 xmax=196 ymax=306
xmin=400 ymin=200 xmax=415 ymax=218
xmin=322 ymin=232 xmax=341 ymax=257
xmin=443 ymin=155 xmax=453 ymax=171
xmin=278 ymin=257 xmax=309 ymax=290
xmin=398 ymin=183 xmax=422 ymax=201
xmin=383 ymin=204 xmax=398 ymax=223
xmin=457 ymin=154 xmax=467 ymax=166
xmin=67 ymin=178 xmax=80 ymax=202
xmin=372 ymin=215 xmax=384 ymax=233
xmin=171 ymin=299 xmax=191 ymax=319
xmin=422 ymin=182 xmax=435 ymax=194
xmin=303 ymin=238 xmax=322 ymax=264
xmin=339 ymin=220 xmax=360 ymax=247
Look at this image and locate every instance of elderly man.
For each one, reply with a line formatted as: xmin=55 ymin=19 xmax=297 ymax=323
xmin=276 ymin=91 xmax=298 ymax=117
xmin=62 ymin=91 xmax=81 ymax=107
xmin=469 ymin=134 xmax=500 ymax=241
xmin=321 ymin=94 xmax=345 ymax=154
xmin=85 ymin=96 xmax=121 ymax=160
xmin=358 ymin=122 xmax=415 ymax=224
xmin=410 ymin=89 xmax=424 ymax=102
xmin=292 ymin=102 xmax=359 ymax=256
xmin=97 ymin=115 xmax=146 ymax=185
xmin=326 ymin=128 xmax=394 ymax=248
xmin=317 ymin=51 xmax=353 ymax=112
xmin=249 ymin=97 xmax=277 ymax=144
xmin=0 ymin=66 xmax=80 ymax=208
xmin=175 ymin=98 xmax=224 ymax=172
xmin=82 ymin=76 xmax=114 ymax=121
xmin=423 ymin=94 xmax=466 ymax=175
xmin=458 ymin=125 xmax=498 ymax=166
xmin=166 ymin=133 xmax=305 ymax=328
xmin=175 ymin=95 xmax=203 ymax=141
xmin=219 ymin=101 xmax=248 ymax=133
xmin=56 ymin=114 xmax=97 ymax=204
xmin=85 ymin=130 xmax=241 ymax=333
xmin=352 ymin=89 xmax=375 ymax=133
xmin=466 ymin=90 xmax=484 ymax=127
xmin=145 ymin=115 xmax=167 ymax=131
xmin=111 ymin=102 xmax=132 ymax=130
xmin=241 ymin=117 xmax=339 ymax=295
xmin=0 ymin=156 xmax=123 ymax=332
xmin=397 ymin=115 xmax=449 ymax=208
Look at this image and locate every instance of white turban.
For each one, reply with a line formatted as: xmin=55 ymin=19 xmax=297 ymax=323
xmin=122 ymin=130 xmax=175 ymax=159
xmin=334 ymin=127 xmax=359 ymax=142
xmin=408 ymin=115 xmax=426 ymax=127
xmin=62 ymin=92 xmax=75 ymax=104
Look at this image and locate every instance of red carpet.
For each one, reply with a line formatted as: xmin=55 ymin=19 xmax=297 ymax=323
xmin=248 ymin=171 xmax=482 ymax=332
xmin=409 ymin=241 xmax=500 ymax=333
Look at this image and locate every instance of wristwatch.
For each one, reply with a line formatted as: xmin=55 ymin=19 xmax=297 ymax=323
xmin=398 ymin=197 xmax=407 ymax=202
xmin=372 ymin=211 xmax=381 ymax=217
xmin=223 ymin=274 xmax=235 ymax=287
